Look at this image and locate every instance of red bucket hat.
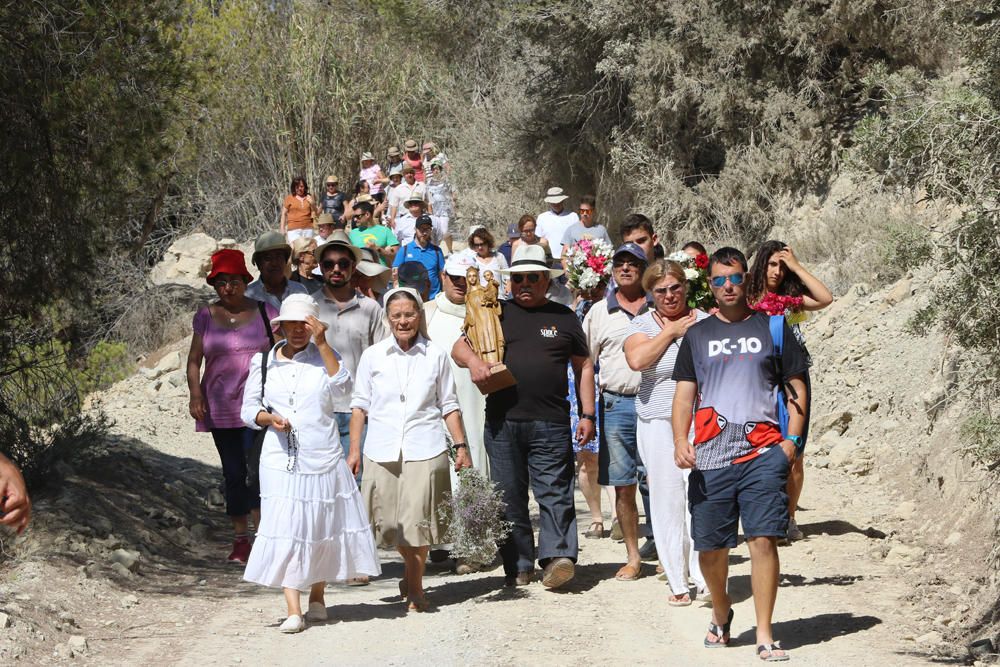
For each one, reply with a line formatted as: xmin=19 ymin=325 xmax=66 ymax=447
xmin=206 ymin=248 xmax=253 ymax=286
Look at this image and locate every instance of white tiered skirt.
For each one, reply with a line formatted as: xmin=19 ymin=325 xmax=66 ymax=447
xmin=244 ymin=461 xmax=382 ymax=591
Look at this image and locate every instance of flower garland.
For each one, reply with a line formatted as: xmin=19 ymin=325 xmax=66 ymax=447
xmin=565 ymin=238 xmax=614 ymax=291
xmin=666 ymin=251 xmax=716 ymax=310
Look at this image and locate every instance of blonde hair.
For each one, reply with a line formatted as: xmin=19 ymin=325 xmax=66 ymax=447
xmin=642 ymin=260 xmax=686 ymax=292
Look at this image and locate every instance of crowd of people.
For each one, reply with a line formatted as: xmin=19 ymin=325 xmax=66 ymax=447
xmin=185 ymin=149 xmax=834 ymax=660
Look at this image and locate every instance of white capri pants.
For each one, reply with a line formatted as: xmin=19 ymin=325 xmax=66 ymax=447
xmin=286 ymin=228 xmax=315 ymax=243
xmin=636 ymin=417 xmax=704 ymax=596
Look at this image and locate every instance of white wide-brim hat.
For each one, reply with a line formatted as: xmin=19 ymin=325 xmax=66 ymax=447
xmin=270 ymin=293 xmax=319 ymax=328
xmin=543 ymin=186 xmax=569 ymax=204
xmin=501 ymin=244 xmax=564 ymax=278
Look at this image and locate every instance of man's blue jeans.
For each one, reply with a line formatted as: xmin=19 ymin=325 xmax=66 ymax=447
xmin=485 ymin=419 xmax=578 ymax=576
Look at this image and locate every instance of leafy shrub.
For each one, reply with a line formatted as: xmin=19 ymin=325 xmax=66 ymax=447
xmin=961 ymin=412 xmax=1000 ymax=469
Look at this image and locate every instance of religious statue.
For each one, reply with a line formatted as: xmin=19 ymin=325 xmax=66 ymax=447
xmin=462 ymin=266 xmax=515 ymax=394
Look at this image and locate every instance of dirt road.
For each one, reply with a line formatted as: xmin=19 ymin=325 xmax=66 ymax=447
xmin=116 ymin=458 xmax=926 ymax=666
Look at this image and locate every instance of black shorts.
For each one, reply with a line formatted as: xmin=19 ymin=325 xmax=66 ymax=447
xmin=688 ymin=446 xmax=790 ymax=551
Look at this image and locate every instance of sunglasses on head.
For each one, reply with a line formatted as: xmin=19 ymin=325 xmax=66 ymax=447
xmin=321 ymin=258 xmax=352 ymax=271
xmin=709 ymin=273 xmax=745 ymax=288
xmin=510 ymin=273 xmax=542 ymax=284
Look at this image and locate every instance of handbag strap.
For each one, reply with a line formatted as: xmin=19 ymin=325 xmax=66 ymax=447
xmin=257 ymin=300 xmax=275 ymax=348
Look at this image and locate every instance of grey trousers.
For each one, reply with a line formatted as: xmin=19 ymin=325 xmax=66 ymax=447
xmin=485 ymin=419 xmax=578 ymax=575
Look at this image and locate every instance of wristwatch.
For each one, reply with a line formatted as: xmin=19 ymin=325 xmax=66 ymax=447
xmin=580 ymin=414 xmax=597 ymax=422
xmin=787 ymin=435 xmax=803 ymax=454
xmin=452 ymin=442 xmax=468 ymax=450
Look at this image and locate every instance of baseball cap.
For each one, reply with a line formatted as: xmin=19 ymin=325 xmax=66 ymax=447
xmin=444 ymin=253 xmax=476 ymax=277
xmin=506 ymin=223 xmax=521 ymax=239
xmin=415 ymin=214 xmax=434 ymax=228
xmin=613 ymin=242 xmax=647 ymax=264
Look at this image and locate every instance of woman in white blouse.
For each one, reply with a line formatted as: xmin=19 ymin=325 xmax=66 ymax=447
xmin=241 ymin=294 xmax=380 ymax=634
xmin=349 ymin=287 xmax=472 ymax=611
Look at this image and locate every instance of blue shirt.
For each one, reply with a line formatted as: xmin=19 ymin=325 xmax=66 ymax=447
xmin=392 ymin=241 xmax=446 ymax=298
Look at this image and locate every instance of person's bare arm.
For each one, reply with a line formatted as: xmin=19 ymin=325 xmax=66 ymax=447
xmin=780 ymin=248 xmax=833 ymax=311
xmin=570 ymin=354 xmax=596 ymax=446
xmin=307 ymin=316 xmax=340 ymax=376
xmin=186 ymin=332 xmax=207 ymax=421
xmin=451 ymin=336 xmax=499 ymax=383
xmin=279 ymin=201 xmax=288 ymax=235
xmin=0 ymin=453 xmax=30 ymax=533
xmin=623 ymin=313 xmax=697 ymax=371
xmin=780 ymin=375 xmax=809 ymax=462
xmin=672 ymin=380 xmax=698 ymax=468
xmin=444 ymin=410 xmax=473 ymax=471
xmin=348 ymin=408 xmax=366 ymax=476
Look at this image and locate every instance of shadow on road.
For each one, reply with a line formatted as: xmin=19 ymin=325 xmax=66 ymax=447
xmin=732 ymin=612 xmax=882 ymax=649
xmin=801 ymin=519 xmax=887 ymax=539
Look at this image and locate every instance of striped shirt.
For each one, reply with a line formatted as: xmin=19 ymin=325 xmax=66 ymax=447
xmin=625 ymin=309 xmax=709 ymax=420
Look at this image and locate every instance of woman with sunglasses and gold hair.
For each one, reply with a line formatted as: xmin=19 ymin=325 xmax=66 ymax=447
xmin=623 ymin=259 xmax=710 ymax=607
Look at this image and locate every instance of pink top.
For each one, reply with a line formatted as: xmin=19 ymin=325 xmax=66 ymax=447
xmin=193 ymin=303 xmax=277 ymax=432
xmin=360 ymin=163 xmax=384 ymax=194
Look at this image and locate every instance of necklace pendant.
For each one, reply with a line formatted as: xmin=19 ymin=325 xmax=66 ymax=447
xmin=399 ymin=393 xmax=406 ymax=403
xmin=288 ymin=396 xmax=294 ymax=406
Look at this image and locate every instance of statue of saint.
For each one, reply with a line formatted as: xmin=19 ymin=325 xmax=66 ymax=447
xmin=462 ymin=266 xmax=514 ymax=392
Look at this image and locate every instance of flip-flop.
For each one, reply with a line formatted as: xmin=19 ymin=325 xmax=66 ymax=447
xmin=584 ymin=521 xmax=605 ymax=539
xmin=757 ymin=642 xmax=789 ymax=662
xmin=614 ymin=563 xmax=641 ymax=581
xmin=704 ymin=607 xmax=734 ymax=648
xmin=668 ymin=593 xmax=692 ymax=607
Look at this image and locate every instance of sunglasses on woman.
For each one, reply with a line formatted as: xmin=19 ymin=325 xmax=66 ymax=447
xmin=709 ymin=273 xmax=745 ymax=288
xmin=510 ymin=273 xmax=542 ymax=284
xmin=652 ymin=284 xmax=684 ymax=296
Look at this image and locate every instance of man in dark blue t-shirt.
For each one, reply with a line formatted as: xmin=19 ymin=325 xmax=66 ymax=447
xmin=452 ymin=244 xmax=595 ymax=590
xmin=671 ymin=247 xmax=808 ymax=662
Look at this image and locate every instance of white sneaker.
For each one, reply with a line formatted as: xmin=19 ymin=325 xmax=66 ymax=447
xmin=279 ymin=615 xmax=305 ymax=633
xmin=305 ymin=601 xmax=328 ymax=622
xmin=787 ymin=518 xmax=804 ymax=542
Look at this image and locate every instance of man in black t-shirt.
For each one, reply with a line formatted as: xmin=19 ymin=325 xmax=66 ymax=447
xmin=453 ymin=244 xmax=595 ymax=590
xmin=671 ymin=247 xmax=808 ymax=662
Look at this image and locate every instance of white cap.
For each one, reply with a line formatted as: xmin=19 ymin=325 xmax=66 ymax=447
xmin=269 ymin=294 xmax=319 ymax=328
xmin=444 ymin=253 xmax=476 ymax=277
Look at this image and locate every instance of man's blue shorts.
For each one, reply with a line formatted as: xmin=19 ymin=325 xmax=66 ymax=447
xmin=688 ymin=446 xmax=790 ymax=551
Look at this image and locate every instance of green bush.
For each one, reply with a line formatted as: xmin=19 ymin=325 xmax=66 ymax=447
xmin=876 ymin=222 xmax=933 ymax=275
xmin=961 ymin=412 xmax=1000 ymax=469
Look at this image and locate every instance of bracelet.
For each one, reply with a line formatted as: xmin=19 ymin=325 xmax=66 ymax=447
xmin=452 ymin=443 xmax=468 ymax=450
xmin=580 ymin=414 xmax=596 ymax=422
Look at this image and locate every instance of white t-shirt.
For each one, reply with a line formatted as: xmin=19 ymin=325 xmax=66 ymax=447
xmin=536 ymin=209 xmax=579 ymax=259
xmin=625 ymin=309 xmax=710 ymax=420
xmin=389 ymin=182 xmax=428 ymax=220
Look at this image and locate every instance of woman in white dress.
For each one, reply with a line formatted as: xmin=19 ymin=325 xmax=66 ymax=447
xmin=349 ymin=287 xmax=472 ymax=612
xmin=241 ymin=294 xmax=380 ymax=633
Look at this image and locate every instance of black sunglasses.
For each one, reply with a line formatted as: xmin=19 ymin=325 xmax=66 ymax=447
xmin=321 ymin=258 xmax=352 ymax=271
xmin=510 ymin=273 xmax=542 ymax=284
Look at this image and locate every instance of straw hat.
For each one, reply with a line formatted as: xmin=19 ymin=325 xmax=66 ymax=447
xmin=251 ymin=231 xmax=291 ymax=267
xmin=501 ymin=244 xmax=564 ymax=277
xmin=313 ymin=230 xmax=363 ymax=263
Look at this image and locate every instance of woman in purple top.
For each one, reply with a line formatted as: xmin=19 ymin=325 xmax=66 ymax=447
xmin=186 ymin=249 xmax=278 ymax=564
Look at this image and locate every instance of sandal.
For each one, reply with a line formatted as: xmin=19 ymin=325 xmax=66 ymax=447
xmin=704 ymin=607 xmax=734 ymax=648
xmin=667 ymin=593 xmax=692 ymax=607
xmin=757 ymin=642 xmax=789 ymax=662
xmin=584 ymin=521 xmax=604 ymax=539
xmin=614 ymin=563 xmax=641 ymax=581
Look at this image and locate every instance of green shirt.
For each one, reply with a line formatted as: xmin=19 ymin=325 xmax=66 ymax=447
xmin=350 ymin=225 xmax=399 ymax=265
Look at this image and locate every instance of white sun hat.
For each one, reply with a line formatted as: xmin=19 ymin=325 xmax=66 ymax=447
xmin=269 ymin=293 xmax=319 ymax=328
xmin=543 ymin=186 xmax=569 ymax=204
xmin=501 ymin=244 xmax=564 ymax=277
xmin=444 ymin=253 xmax=476 ymax=277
